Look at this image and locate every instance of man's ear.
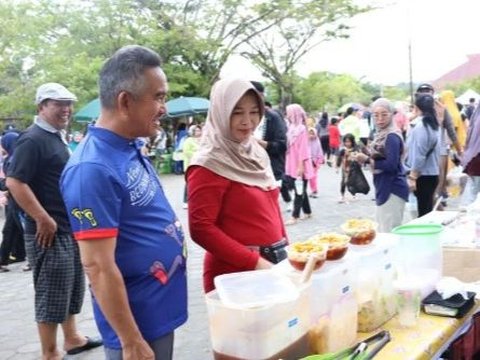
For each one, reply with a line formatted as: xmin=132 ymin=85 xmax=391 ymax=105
xmin=117 ymin=91 xmax=131 ymax=116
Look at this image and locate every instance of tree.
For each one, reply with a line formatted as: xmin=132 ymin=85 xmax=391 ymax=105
xmin=446 ymin=76 xmax=480 ymax=99
xmin=239 ymin=0 xmax=371 ymax=110
xmin=295 ymin=72 xmax=370 ymax=113
xmin=0 ymin=0 xmax=215 ymax=124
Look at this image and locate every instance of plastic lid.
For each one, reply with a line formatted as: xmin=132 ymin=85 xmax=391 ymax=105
xmin=214 ymin=270 xmax=299 ymax=309
xmin=392 ymin=224 xmax=443 ymax=235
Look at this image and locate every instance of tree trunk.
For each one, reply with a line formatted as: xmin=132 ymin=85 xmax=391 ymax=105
xmin=279 ymin=84 xmax=293 ymax=113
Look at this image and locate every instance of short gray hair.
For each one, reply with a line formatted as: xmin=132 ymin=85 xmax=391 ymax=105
xmin=99 ymin=45 xmax=163 ymax=109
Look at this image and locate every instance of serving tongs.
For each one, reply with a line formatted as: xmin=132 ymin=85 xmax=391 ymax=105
xmin=300 ymin=330 xmax=391 ymax=360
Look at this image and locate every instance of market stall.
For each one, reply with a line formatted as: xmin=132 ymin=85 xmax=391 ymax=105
xmin=205 ymin=216 xmax=480 ymax=360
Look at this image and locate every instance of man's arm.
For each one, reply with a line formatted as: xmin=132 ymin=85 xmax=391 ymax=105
xmin=265 ymin=112 xmax=287 ymax=155
xmin=6 ymin=177 xmax=56 ymax=247
xmin=78 ymin=238 xmax=153 ymax=359
xmin=442 ymin=110 xmax=462 ymax=154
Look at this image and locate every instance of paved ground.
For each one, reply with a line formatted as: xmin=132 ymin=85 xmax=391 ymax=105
xmin=0 ymin=165 xmax=418 ymax=360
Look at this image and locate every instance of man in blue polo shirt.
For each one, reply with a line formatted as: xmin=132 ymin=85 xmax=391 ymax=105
xmin=60 ymin=45 xmax=187 ymax=360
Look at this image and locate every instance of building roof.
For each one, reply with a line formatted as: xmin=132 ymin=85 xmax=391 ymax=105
xmin=432 ymin=54 xmax=480 ymax=89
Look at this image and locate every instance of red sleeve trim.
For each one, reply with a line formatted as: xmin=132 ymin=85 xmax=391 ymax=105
xmin=74 ymin=228 xmax=118 ymax=241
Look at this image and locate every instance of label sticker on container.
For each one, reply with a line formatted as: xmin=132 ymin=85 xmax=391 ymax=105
xmin=342 ymin=285 xmax=350 ymax=294
xmin=288 ymin=318 xmax=298 ymax=328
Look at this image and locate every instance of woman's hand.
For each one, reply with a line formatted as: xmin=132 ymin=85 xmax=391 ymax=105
xmin=297 ymin=164 xmax=304 ymax=178
xmin=407 ymin=177 xmax=417 ymax=192
xmin=255 ymin=257 xmax=273 ymax=270
xmin=355 ymin=153 xmax=369 ymax=164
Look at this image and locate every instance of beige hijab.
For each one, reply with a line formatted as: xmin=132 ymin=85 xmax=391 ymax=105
xmin=190 ymin=78 xmax=276 ymax=190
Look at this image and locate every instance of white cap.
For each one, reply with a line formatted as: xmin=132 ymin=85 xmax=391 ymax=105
xmin=35 ymin=83 xmax=77 ymax=105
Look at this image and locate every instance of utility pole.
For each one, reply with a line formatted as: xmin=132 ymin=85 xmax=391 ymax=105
xmin=408 ymin=38 xmax=414 ymax=104
xmin=407 ymin=1 xmax=414 ymax=104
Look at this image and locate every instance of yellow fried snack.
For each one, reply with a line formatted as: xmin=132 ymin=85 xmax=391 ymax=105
xmin=310 ymin=233 xmax=350 ymax=246
xmin=343 ymin=218 xmax=376 ymax=230
xmin=290 ymin=240 xmax=326 ymax=253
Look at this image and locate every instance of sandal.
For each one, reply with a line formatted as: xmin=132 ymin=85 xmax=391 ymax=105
xmin=22 ymin=264 xmax=32 ymax=272
xmin=284 ymin=218 xmax=298 ymax=226
xmin=300 ymin=214 xmax=312 ymax=220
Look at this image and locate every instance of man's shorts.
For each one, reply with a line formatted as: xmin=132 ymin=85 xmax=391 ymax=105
xmin=25 ymin=233 xmax=85 ymax=323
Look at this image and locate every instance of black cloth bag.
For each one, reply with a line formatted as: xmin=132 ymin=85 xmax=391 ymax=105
xmin=346 ymin=162 xmax=370 ymax=195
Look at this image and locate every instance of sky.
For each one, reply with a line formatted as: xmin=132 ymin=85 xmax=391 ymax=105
xmin=220 ymin=0 xmax=480 ymax=85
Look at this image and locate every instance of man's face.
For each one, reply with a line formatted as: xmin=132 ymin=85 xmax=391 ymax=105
xmin=38 ymin=100 xmax=73 ymax=130
xmin=127 ymin=67 xmax=168 ymax=138
xmin=417 ymin=89 xmax=434 ymax=97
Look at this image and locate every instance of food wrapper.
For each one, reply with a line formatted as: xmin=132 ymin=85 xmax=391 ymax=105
xmin=436 ymin=277 xmax=469 ymax=300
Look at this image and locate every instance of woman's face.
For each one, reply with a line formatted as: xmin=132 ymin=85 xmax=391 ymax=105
xmin=193 ymin=127 xmax=202 ymax=137
xmin=230 ymin=92 xmax=261 ymax=143
xmin=372 ymin=105 xmax=391 ymax=129
xmin=344 ymin=139 xmax=353 ymax=148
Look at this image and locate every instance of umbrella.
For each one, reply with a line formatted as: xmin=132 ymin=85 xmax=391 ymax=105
xmin=166 ymin=96 xmax=209 ymax=118
xmin=338 ymin=102 xmax=364 ymax=114
xmin=74 ymin=98 xmax=100 ymax=123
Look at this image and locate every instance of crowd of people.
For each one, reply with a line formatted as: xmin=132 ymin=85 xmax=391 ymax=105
xmin=0 ymin=43 xmax=480 ymax=360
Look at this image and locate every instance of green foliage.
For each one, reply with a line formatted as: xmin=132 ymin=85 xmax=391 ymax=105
xmin=446 ymin=76 xmax=480 ymax=97
xmin=294 ymin=72 xmax=370 ymax=113
xmin=0 ymin=0 xmax=375 ymax=126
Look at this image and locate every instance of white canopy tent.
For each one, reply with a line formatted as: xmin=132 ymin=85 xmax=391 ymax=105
xmin=456 ymin=89 xmax=480 ymax=105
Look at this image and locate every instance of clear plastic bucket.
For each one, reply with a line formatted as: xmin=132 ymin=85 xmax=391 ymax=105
xmin=391 ymin=224 xmax=444 ymax=298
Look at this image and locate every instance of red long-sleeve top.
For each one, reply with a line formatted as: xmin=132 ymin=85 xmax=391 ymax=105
xmin=329 ymin=124 xmax=341 ymax=148
xmin=187 ymin=166 xmax=287 ymax=293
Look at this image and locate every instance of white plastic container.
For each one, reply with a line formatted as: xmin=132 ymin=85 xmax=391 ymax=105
xmin=349 ymin=234 xmax=398 ymax=332
xmin=391 ymin=224 xmax=443 ymax=298
xmin=206 ymin=273 xmax=311 ymax=360
xmin=214 ymin=270 xmax=299 ymax=309
xmin=275 ymin=255 xmax=358 ymax=354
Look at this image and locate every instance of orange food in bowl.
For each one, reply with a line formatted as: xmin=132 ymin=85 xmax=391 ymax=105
xmin=341 ymin=219 xmax=378 ymax=245
xmin=309 ymin=233 xmax=350 ymax=260
xmin=287 ymin=241 xmax=328 ymax=271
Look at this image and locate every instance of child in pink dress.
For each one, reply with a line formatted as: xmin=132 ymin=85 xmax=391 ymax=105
xmin=308 ymin=127 xmax=324 ymax=197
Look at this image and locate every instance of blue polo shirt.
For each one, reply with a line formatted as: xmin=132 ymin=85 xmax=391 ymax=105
xmin=60 ymin=126 xmax=187 ymax=349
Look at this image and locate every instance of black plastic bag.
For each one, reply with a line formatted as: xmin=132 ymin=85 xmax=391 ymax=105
xmin=346 ymin=162 xmax=370 ymax=195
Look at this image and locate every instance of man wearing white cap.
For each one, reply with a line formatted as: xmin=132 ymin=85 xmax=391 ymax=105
xmin=6 ymin=83 xmax=102 ymax=359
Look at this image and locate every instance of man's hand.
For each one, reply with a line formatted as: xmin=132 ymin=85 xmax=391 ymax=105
xmin=122 ymin=339 xmax=154 ymax=360
xmin=36 ymin=214 xmax=57 ymax=247
xmin=434 ymin=100 xmax=445 ymax=126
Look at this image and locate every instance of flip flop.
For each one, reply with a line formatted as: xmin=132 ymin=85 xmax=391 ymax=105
xmin=66 ymin=336 xmax=103 ymax=355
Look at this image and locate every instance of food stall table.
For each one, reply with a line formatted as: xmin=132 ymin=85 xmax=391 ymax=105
xmin=358 ymin=303 xmax=479 ymax=359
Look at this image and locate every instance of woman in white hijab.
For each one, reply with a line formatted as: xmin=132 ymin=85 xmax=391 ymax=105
xmin=357 ymin=98 xmax=409 ymax=231
xmin=187 ymin=78 xmax=288 ymax=293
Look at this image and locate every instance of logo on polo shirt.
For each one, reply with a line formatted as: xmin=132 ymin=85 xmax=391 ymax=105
xmin=126 ymin=162 xmax=157 ymax=206
xmin=71 ymin=208 xmax=98 ymax=227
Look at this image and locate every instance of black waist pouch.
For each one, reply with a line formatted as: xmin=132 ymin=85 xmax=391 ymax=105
xmin=422 ymin=291 xmax=476 ymax=318
xmin=260 ymin=240 xmax=287 ymax=264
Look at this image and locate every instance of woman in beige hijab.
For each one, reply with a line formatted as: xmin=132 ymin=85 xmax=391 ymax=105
xmin=187 ymin=78 xmax=288 ymax=293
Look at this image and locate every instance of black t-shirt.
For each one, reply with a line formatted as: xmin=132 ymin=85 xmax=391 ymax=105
xmin=264 ymin=109 xmax=287 ymax=180
xmin=8 ymin=124 xmax=71 ymax=234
